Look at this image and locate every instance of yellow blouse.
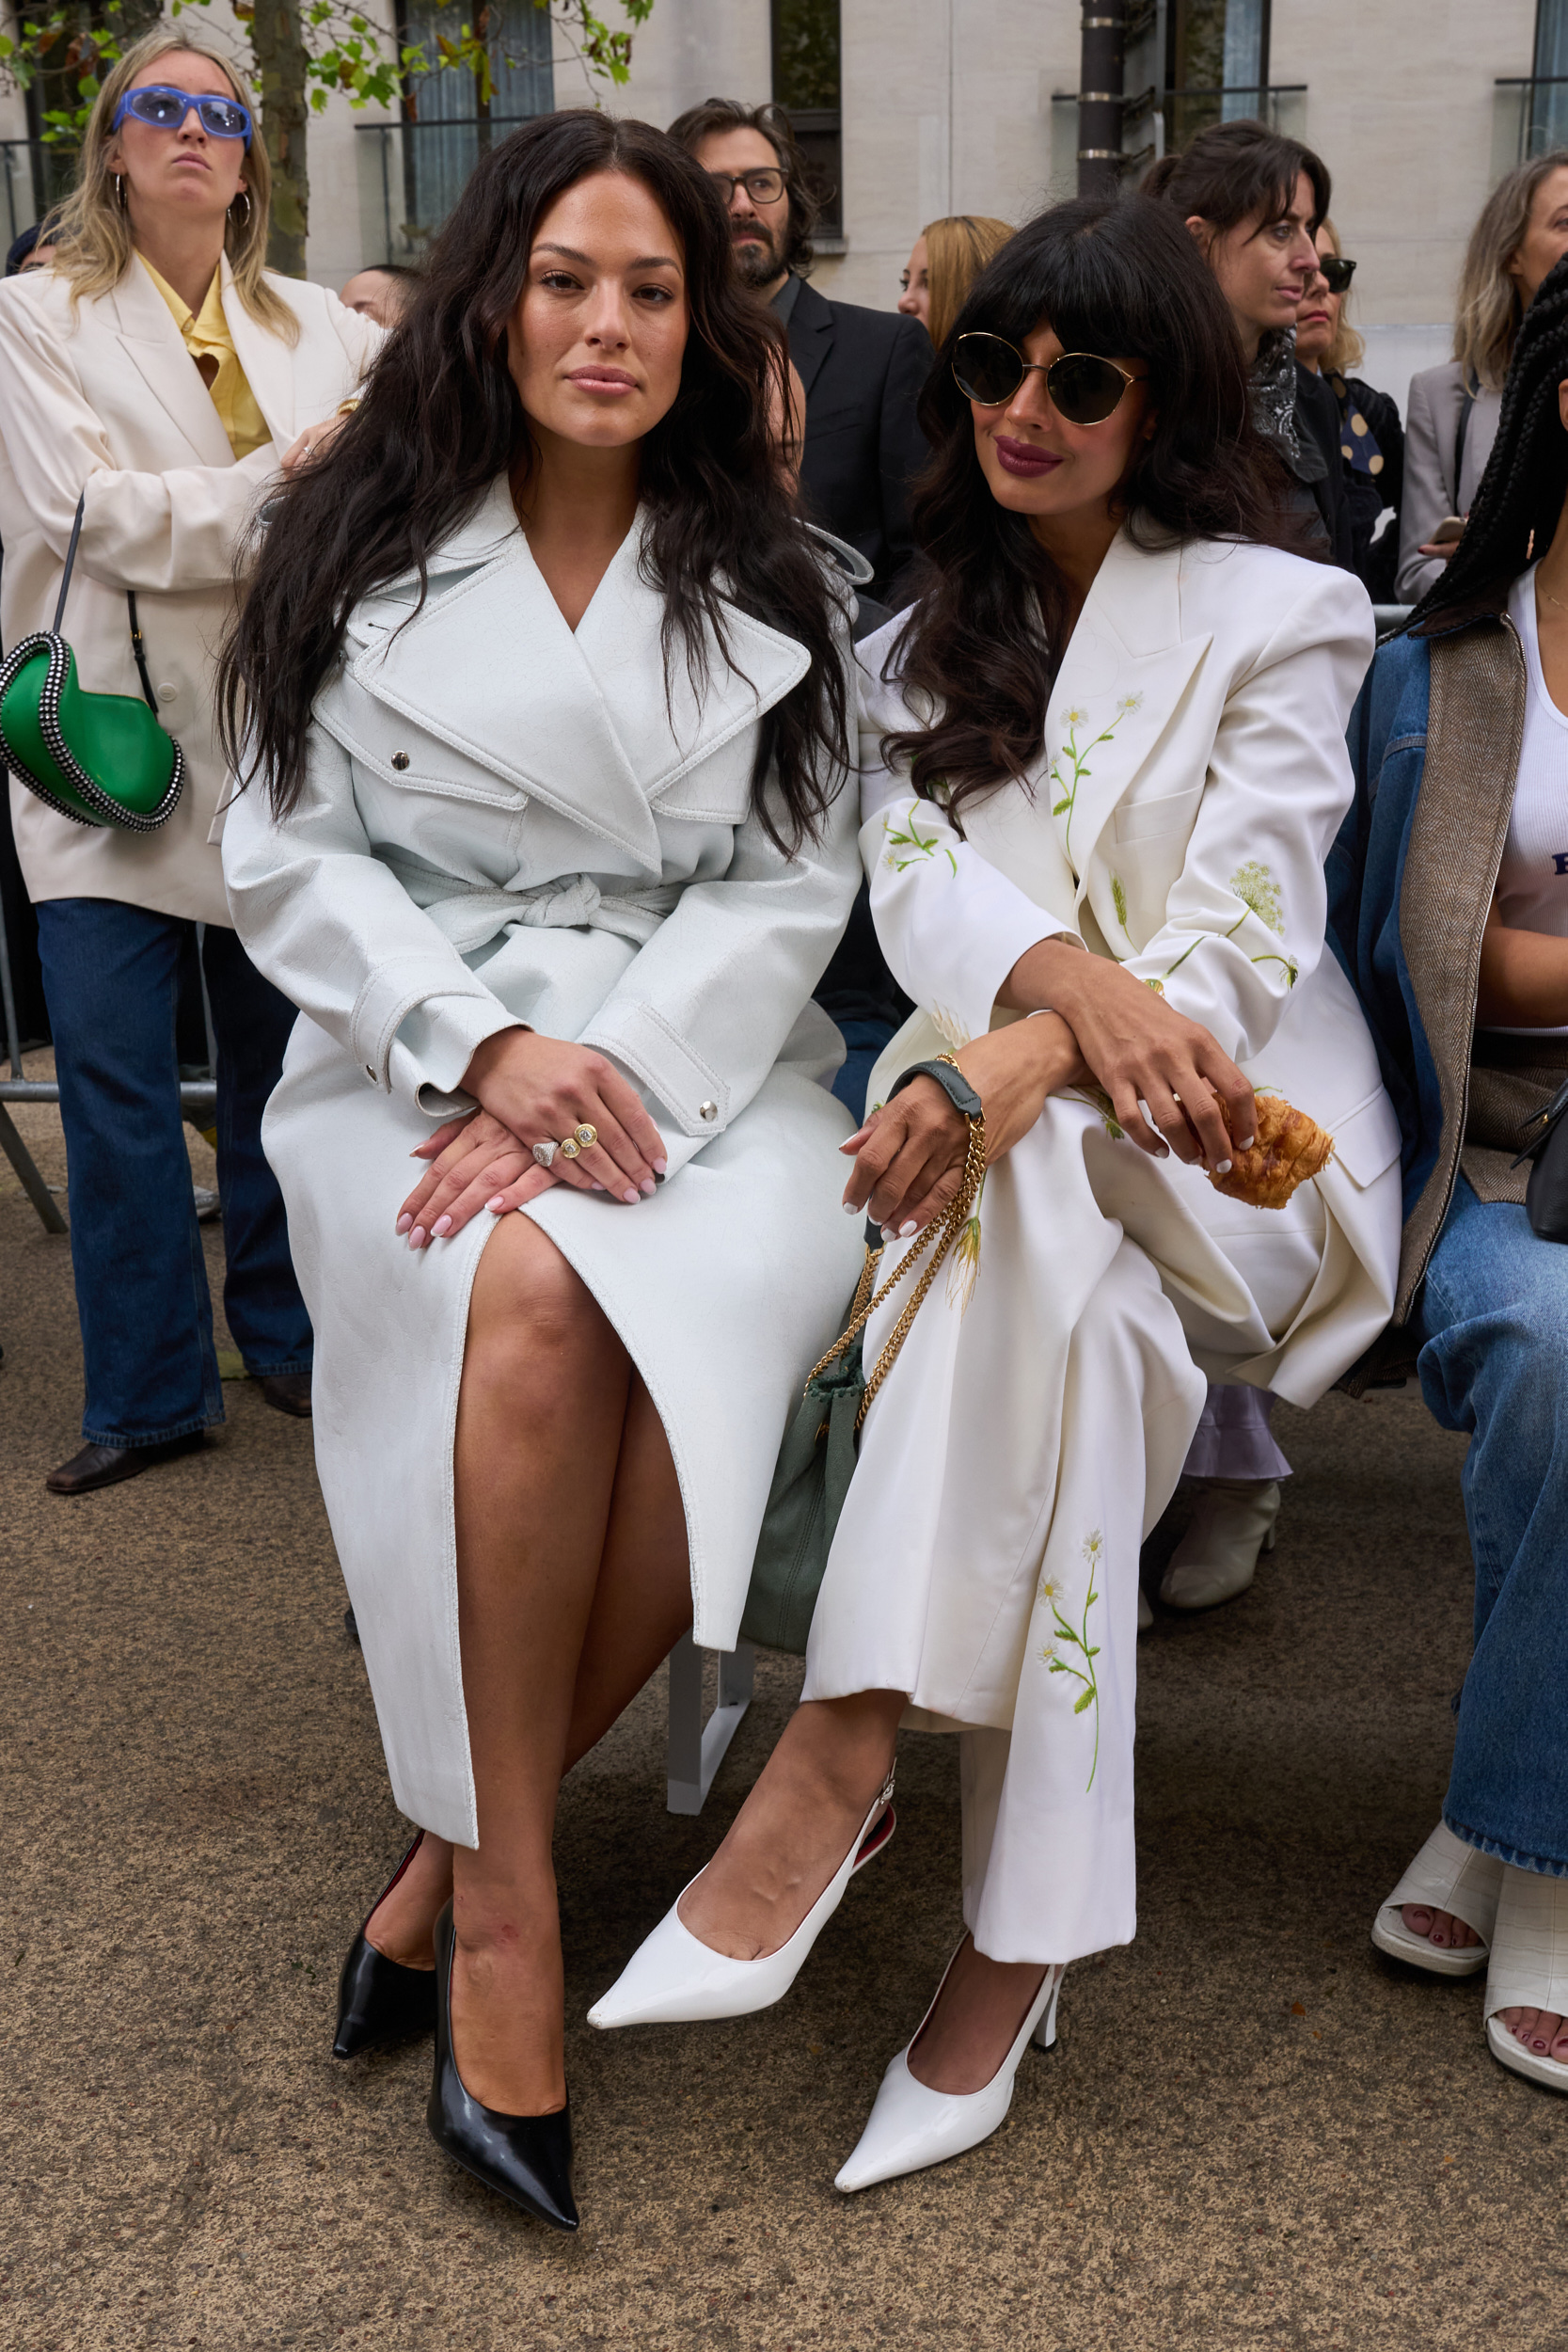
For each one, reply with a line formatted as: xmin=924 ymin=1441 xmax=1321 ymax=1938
xmin=139 ymin=257 xmax=271 ymax=460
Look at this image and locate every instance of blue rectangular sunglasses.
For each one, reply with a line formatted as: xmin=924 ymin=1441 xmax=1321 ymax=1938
xmin=112 ymin=85 xmax=252 ymax=145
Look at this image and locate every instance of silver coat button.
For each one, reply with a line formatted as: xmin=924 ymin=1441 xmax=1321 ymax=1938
xmin=156 ymin=681 xmax=177 ymax=704
xmin=390 ymin=751 xmax=410 ymax=771
xmin=366 ymin=1065 xmax=375 ymax=1080
xmin=699 ymin=1101 xmax=718 ymax=1121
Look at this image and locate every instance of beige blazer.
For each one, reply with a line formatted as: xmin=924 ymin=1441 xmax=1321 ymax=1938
xmin=1395 ymin=360 xmax=1501 ymax=606
xmin=0 ymin=254 xmax=379 ymax=925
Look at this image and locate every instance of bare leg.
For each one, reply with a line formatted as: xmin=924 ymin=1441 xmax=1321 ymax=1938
xmin=364 ymin=1359 xmax=690 ymax=1980
xmin=677 ymin=1691 xmax=905 ymax=1960
xmin=906 ymin=1933 xmax=1051 ymax=2094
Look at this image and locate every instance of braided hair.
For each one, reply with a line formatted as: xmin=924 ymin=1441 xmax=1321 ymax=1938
xmin=1407 ymin=250 xmax=1568 ymax=633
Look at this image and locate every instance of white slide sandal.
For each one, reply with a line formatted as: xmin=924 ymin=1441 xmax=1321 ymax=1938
xmin=1370 ymin=1820 xmax=1503 ymax=1978
xmin=1484 ymin=1864 xmax=1568 ymax=2092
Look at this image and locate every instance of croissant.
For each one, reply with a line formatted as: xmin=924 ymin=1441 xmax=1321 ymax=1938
xmin=1210 ymin=1090 xmax=1334 ymax=1210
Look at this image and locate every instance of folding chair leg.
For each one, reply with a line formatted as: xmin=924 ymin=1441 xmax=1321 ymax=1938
xmin=0 ymin=1102 xmax=66 ymax=1233
xmin=666 ymin=1631 xmax=756 ymax=1815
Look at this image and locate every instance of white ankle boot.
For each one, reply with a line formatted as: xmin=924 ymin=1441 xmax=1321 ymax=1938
xmin=833 ymin=1949 xmax=1065 ymax=2193
xmin=1158 ymin=1478 xmax=1279 ymax=1612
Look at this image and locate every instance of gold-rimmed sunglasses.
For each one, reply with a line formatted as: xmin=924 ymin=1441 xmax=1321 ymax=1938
xmin=952 ymin=332 xmax=1148 ymax=423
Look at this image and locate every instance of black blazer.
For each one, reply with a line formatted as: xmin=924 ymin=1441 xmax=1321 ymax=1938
xmin=783 ymin=278 xmax=931 ymax=607
xmin=1293 ymin=361 xmax=1356 ymax=571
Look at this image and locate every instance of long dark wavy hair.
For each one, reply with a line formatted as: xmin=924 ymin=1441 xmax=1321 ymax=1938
xmin=882 ymin=193 xmax=1303 ymax=825
xmin=1407 ymin=248 xmax=1568 ymax=634
xmin=218 ymin=110 xmax=848 ymax=848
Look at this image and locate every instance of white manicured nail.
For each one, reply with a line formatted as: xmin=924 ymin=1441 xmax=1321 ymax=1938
xmin=1214 ymin=1158 xmax=1232 ymax=1175
xmin=1238 ymin=1135 xmax=1255 ymax=1151
xmin=623 ymin=1188 xmax=640 ymax=1204
xmin=899 ymin=1219 xmax=918 ymax=1237
xmin=843 ymin=1199 xmax=860 ymax=1213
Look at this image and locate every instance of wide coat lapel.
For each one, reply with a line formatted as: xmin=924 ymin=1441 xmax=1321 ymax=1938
xmin=1042 ymin=529 xmax=1212 ymax=895
xmin=344 ymin=488 xmax=809 ymax=866
xmin=221 ymin=255 xmax=293 ymax=450
xmin=786 ymin=278 xmax=836 ymax=404
xmin=105 ymin=259 xmax=237 ymax=468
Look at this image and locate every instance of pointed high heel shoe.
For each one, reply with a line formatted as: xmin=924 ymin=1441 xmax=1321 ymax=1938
xmin=426 ymin=1904 xmax=578 ymax=2230
xmin=587 ymin=1772 xmax=896 ymax=2030
xmin=333 ymin=1833 xmax=440 ymax=2059
xmin=833 ymin=1946 xmax=1066 ymax=2194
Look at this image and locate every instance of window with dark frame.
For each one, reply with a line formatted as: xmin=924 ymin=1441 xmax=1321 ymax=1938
xmin=395 ymin=0 xmax=555 ymax=256
xmin=771 ymin=0 xmax=843 ymax=242
xmin=1532 ymin=0 xmax=1568 ymax=151
xmin=1163 ymin=0 xmax=1273 ymax=154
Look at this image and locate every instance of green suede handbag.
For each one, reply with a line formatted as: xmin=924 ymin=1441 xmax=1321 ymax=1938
xmin=0 ymin=493 xmax=183 ymax=831
xmin=739 ymin=1057 xmax=988 ymax=1655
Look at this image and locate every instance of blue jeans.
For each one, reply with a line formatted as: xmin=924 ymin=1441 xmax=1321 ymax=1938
xmin=830 ymin=1017 xmax=897 ymax=1121
xmin=1414 ymin=1177 xmax=1568 ymax=1877
xmin=36 ymin=898 xmax=311 ymax=1447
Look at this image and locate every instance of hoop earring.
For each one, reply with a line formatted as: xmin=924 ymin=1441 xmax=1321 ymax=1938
xmin=1528 ymin=527 xmax=1537 ymax=561
xmin=114 ymin=173 xmax=127 ymax=213
xmin=230 ymin=187 xmax=252 ymax=229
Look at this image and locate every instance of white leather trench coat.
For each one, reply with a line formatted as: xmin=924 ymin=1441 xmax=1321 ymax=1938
xmin=222 ymin=484 xmax=864 ymax=1843
xmin=0 ymin=254 xmax=379 ymax=923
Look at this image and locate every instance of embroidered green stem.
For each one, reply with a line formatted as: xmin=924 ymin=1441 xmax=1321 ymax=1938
xmin=1039 ymin=1530 xmax=1104 ymax=1791
xmin=883 ymin=810 xmax=958 ymax=876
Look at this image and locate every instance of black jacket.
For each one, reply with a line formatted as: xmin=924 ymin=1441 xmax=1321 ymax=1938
xmin=1293 ymin=361 xmax=1356 ymax=571
xmin=1328 ymin=373 xmax=1405 ymax=602
xmin=782 ymin=277 xmax=931 ymax=607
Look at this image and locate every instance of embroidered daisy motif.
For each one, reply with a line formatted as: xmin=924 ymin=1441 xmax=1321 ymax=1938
xmin=1116 ymin=691 xmax=1145 ymax=715
xmin=1041 ymin=1529 xmax=1105 ymax=1790
xmin=930 ymin=1005 xmax=972 ymax=1053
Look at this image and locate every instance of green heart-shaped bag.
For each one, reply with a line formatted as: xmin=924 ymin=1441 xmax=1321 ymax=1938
xmin=0 ymin=492 xmax=183 ymax=831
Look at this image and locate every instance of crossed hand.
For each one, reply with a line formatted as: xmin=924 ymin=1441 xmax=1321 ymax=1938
xmin=397 ymin=1027 xmax=667 ymax=1249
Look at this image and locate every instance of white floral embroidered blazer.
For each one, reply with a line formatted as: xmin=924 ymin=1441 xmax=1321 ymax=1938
xmin=855 ymin=526 xmax=1402 ymax=1404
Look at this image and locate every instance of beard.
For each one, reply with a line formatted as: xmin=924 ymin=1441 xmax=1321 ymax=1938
xmin=732 ymin=221 xmax=784 ymax=288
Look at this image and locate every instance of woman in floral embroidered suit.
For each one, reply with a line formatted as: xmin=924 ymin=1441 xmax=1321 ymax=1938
xmin=592 ymin=198 xmax=1402 ymax=2186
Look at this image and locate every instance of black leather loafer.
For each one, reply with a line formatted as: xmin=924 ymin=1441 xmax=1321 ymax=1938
xmin=46 ymin=1431 xmax=207 ymax=1495
xmin=427 ymin=1903 xmax=578 ymax=2231
xmin=257 ymin=1372 xmax=312 ymax=1418
xmin=333 ymin=1833 xmax=438 ymax=2058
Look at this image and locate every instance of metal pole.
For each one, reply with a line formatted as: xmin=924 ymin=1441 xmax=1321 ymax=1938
xmin=1078 ymin=1 xmax=1128 ymax=198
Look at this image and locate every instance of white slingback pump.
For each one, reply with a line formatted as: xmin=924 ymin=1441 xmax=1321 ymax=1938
xmin=833 ymin=1944 xmax=1067 ymax=2194
xmin=587 ymin=1773 xmax=896 ymax=2030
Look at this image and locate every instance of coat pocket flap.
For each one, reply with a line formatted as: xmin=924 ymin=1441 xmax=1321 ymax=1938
xmin=1113 ymin=785 xmax=1202 ymax=845
xmin=1326 ymin=1085 xmax=1402 ymax=1187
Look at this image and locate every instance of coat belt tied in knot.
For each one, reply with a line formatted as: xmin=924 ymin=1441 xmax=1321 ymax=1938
xmin=419 ymin=874 xmax=682 ymax=957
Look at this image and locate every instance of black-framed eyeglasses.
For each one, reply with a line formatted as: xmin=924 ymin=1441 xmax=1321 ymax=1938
xmin=112 ymin=84 xmax=253 ymax=144
xmin=952 ymin=333 xmax=1148 ymax=423
xmin=1317 ymin=254 xmax=1355 ymax=294
xmin=706 ymin=167 xmax=786 ymax=206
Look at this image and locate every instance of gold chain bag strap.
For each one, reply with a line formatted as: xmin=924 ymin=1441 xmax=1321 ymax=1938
xmin=739 ymin=1053 xmax=987 ymax=1653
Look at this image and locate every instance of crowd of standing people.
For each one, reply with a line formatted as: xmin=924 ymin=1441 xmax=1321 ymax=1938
xmin=2 ymin=28 xmax=1565 ymax=2234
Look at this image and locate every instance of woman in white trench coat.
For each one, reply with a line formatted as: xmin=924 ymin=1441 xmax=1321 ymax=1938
xmin=218 ymin=116 xmax=863 ymax=2228
xmin=593 ymin=196 xmax=1403 ymax=2188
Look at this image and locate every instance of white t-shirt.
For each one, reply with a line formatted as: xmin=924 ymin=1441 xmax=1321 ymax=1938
xmin=1497 ymin=567 xmax=1568 ymax=1034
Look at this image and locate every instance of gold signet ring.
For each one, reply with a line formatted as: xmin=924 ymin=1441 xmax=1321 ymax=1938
xmin=574 ymin=1123 xmax=598 ymax=1150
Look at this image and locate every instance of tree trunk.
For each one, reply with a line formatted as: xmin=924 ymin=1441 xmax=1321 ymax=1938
xmin=249 ymin=0 xmax=310 ymax=277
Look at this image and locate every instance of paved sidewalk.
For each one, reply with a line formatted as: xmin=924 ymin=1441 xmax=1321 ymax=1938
xmin=3 ymin=1093 xmax=1566 ymax=2350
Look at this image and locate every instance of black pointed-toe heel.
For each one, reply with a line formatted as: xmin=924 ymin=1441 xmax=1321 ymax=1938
xmin=426 ymin=1902 xmax=578 ymax=2232
xmin=333 ymin=1833 xmax=439 ymax=2059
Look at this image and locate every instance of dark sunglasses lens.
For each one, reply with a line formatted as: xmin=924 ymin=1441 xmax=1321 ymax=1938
xmin=1047 ymin=354 xmax=1129 ymax=424
xmin=1320 ymin=255 xmax=1354 ymax=294
xmin=953 ymin=335 xmax=1022 ymax=405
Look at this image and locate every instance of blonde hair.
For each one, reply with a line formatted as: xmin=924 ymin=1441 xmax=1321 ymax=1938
xmin=44 ymin=28 xmax=297 ymax=342
xmin=1315 ymin=215 xmax=1364 ymax=374
xmin=1453 ymin=150 xmax=1568 ymax=391
xmin=921 ymin=215 xmax=1014 ymax=349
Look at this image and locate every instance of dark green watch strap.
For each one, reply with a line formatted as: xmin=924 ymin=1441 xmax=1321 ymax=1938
xmin=888 ymin=1057 xmax=984 ymax=1121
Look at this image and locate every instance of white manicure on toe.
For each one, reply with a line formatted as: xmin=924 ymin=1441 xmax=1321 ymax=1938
xmin=833 ymin=1947 xmax=1066 ymax=2194
xmin=587 ymin=1775 xmax=896 ymax=2029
